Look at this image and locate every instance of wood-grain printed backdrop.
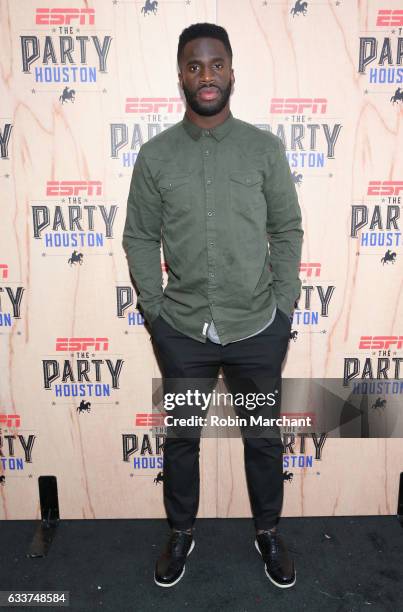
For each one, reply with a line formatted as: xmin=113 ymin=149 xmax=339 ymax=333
xmin=0 ymin=0 xmax=402 ymax=519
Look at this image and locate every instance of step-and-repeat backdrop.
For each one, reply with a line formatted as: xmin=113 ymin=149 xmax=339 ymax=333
xmin=1 ymin=0 xmax=402 ymax=519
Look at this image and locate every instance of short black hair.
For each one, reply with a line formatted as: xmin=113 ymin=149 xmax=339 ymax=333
xmin=177 ymin=22 xmax=233 ymax=68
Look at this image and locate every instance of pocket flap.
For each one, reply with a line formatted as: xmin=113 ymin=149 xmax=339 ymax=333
xmin=229 ymin=170 xmax=263 ymax=187
xmin=159 ymin=174 xmax=191 ymax=191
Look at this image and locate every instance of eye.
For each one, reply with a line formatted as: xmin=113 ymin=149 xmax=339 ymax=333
xmin=189 ymin=65 xmax=199 ymax=72
xmin=214 ymin=63 xmax=223 ymax=69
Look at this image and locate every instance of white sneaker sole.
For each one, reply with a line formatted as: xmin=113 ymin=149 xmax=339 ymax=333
xmin=254 ymin=539 xmax=296 ymax=588
xmin=154 ymin=539 xmax=195 ymax=587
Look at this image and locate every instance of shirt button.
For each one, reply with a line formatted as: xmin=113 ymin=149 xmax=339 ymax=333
xmin=206 ymin=179 xmax=212 ymax=185
xmin=209 ymin=272 xmax=215 ymax=278
xmin=204 ymin=130 xmax=210 ymax=136
xmin=207 ymin=210 xmax=215 ymax=216
xmin=209 ymin=242 xmax=214 ymax=246
xmin=205 ymin=150 xmax=210 ymax=156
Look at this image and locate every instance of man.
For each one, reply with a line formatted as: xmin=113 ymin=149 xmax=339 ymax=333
xmin=122 ymin=23 xmax=303 ymax=589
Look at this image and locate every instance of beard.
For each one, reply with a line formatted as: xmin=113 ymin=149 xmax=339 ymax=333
xmin=182 ymin=79 xmax=232 ymax=116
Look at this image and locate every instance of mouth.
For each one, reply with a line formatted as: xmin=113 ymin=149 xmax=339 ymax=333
xmin=198 ymin=87 xmax=220 ymax=101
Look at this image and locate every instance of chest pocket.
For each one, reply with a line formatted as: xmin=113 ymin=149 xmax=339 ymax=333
xmin=158 ymin=174 xmax=191 ymax=213
xmin=229 ymin=170 xmax=265 ymax=217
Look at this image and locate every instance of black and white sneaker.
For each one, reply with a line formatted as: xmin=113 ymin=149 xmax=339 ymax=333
xmin=255 ymin=531 xmax=296 ymax=588
xmin=154 ymin=530 xmax=195 ymax=587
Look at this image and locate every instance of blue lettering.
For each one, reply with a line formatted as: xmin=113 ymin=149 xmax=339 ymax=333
xmin=0 ymin=313 xmax=12 ymax=326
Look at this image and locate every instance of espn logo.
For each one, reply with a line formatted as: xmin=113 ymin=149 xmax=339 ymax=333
xmin=135 ymin=413 xmax=167 ymax=427
xmin=56 ymin=337 xmax=109 ymax=351
xmin=299 ymin=263 xmax=321 ymax=277
xmin=270 ymin=98 xmax=327 ymax=114
xmin=46 ymin=181 xmax=102 ymax=197
xmin=359 ymin=336 xmax=403 ymax=350
xmin=0 ymin=414 xmax=21 ymax=427
xmin=35 ymin=8 xmax=95 ymax=25
xmin=125 ymin=97 xmax=184 ymax=114
xmin=367 ymin=181 xmax=403 ymax=196
xmin=376 ymin=10 xmax=403 ymax=27
xmin=0 ymin=264 xmax=8 ymax=279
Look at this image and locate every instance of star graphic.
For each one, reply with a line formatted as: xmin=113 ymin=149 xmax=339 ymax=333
xmin=31 ymin=88 xmax=36 ymax=94
xmin=364 ymin=89 xmax=368 ymax=94
xmin=262 ymin=0 xmax=268 ymax=5
xmin=185 ymin=0 xmax=191 ymax=4
xmin=102 ymin=88 xmax=107 ymax=93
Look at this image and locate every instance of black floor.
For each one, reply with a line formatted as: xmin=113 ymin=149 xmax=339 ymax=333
xmin=0 ymin=516 xmax=402 ymax=612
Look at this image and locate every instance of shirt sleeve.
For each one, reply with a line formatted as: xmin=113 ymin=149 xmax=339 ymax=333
xmin=122 ymin=149 xmax=163 ymax=325
xmin=264 ymin=137 xmax=304 ymax=318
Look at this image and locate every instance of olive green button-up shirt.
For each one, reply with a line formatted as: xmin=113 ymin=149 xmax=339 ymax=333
xmin=122 ymin=110 xmax=303 ymax=345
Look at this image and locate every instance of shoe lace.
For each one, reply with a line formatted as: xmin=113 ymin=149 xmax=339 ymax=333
xmin=170 ymin=530 xmax=191 ymax=558
xmin=259 ymin=531 xmax=281 ymax=563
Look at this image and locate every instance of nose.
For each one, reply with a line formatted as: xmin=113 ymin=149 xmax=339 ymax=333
xmin=199 ymin=66 xmax=215 ymax=85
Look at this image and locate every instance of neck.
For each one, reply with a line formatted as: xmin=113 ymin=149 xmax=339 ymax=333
xmin=185 ymin=105 xmax=230 ymax=129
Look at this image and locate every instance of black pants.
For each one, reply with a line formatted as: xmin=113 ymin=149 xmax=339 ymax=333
xmin=151 ymin=308 xmax=291 ymax=531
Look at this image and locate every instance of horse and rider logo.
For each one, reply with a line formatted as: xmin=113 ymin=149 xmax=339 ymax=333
xmin=371 ymin=397 xmax=386 ymax=412
xmin=291 ymin=0 xmax=308 ymax=17
xmin=59 ymin=86 xmax=75 ymax=104
xmin=292 ymin=171 xmax=303 ymax=186
xmin=68 ymin=250 xmax=84 ymax=266
xmin=141 ymin=0 xmax=158 ymax=16
xmin=381 ymin=249 xmax=396 ymax=265
xmin=390 ymin=87 xmax=403 ymax=105
xmin=77 ymin=400 xmax=91 ymax=414
xmin=154 ymin=471 xmax=164 ymax=484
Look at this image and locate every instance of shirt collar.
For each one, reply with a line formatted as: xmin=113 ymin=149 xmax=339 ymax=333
xmin=182 ymin=110 xmax=234 ymax=142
